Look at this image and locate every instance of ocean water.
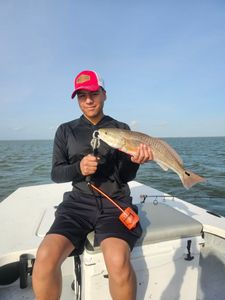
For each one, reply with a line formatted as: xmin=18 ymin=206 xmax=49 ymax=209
xmin=0 ymin=137 xmax=225 ymax=216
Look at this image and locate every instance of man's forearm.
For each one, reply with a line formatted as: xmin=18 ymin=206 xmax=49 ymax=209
xmin=51 ymin=161 xmax=84 ymax=183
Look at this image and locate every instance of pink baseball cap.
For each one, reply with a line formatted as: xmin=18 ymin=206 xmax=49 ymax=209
xmin=71 ymin=70 xmax=105 ymax=99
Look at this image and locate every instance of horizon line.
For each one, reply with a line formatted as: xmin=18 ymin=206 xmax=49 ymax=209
xmin=0 ymin=135 xmax=225 ymax=142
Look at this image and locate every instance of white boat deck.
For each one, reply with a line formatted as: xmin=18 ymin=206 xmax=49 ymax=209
xmin=0 ymin=181 xmax=225 ymax=299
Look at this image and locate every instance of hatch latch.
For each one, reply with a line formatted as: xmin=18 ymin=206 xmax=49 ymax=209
xmin=185 ymin=239 xmax=194 ymax=261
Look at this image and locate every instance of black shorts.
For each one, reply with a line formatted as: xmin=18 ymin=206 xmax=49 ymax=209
xmin=47 ymin=190 xmax=142 ymax=254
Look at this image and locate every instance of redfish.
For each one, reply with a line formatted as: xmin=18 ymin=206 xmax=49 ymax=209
xmin=97 ymin=128 xmax=206 ymax=189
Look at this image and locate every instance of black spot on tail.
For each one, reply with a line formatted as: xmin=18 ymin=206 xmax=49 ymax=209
xmin=185 ymin=171 xmax=191 ymax=176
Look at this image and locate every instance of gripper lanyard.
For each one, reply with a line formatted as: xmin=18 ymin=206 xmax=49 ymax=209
xmin=86 ymin=131 xmax=103 ymax=211
xmin=88 ymin=182 xmax=140 ymax=230
xmin=86 ymin=131 xmax=139 ymax=230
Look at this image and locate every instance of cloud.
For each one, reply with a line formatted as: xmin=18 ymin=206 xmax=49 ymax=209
xmin=129 ymin=120 xmax=139 ymax=130
xmin=12 ymin=126 xmax=25 ymax=131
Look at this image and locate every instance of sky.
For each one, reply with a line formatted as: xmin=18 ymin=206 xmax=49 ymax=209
xmin=0 ymin=0 xmax=225 ymax=139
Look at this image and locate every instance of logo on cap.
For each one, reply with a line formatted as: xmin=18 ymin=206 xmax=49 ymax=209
xmin=76 ymin=74 xmax=90 ymax=84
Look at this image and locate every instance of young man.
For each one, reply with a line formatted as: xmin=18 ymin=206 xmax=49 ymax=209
xmin=32 ymin=70 xmax=152 ymax=300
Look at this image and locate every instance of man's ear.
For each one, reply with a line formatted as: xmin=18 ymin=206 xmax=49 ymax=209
xmin=103 ymin=90 xmax=107 ymax=101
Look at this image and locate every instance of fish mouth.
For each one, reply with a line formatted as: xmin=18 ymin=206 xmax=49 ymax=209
xmin=93 ymin=130 xmax=99 ymax=138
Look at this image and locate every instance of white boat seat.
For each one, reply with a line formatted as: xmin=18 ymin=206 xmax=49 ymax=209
xmin=85 ymin=202 xmax=203 ymax=253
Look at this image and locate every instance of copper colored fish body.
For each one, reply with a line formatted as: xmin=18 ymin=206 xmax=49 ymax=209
xmin=97 ymin=128 xmax=206 ymax=189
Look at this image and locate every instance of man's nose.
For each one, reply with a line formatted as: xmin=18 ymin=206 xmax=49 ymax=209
xmin=85 ymin=95 xmax=94 ymax=103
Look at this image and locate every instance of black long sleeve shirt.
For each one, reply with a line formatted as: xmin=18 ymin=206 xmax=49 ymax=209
xmin=51 ymin=115 xmax=139 ymax=199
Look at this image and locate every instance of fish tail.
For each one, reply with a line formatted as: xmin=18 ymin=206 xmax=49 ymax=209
xmin=180 ymin=170 xmax=206 ymax=189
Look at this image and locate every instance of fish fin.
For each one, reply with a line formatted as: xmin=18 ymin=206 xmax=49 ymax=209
xmin=159 ymin=139 xmax=183 ymax=165
xmin=156 ymin=161 xmax=169 ymax=171
xmin=180 ymin=170 xmax=206 ymax=189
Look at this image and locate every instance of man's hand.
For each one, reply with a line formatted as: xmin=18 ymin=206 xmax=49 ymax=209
xmin=131 ymin=144 xmax=153 ymax=164
xmin=80 ymin=154 xmax=99 ymax=176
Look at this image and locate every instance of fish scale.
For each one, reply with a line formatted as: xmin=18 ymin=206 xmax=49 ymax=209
xmin=97 ymin=128 xmax=206 ymax=189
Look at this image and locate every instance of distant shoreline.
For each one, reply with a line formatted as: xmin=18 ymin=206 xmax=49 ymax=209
xmin=0 ymin=139 xmax=54 ymax=142
xmin=0 ymin=136 xmax=224 ymax=142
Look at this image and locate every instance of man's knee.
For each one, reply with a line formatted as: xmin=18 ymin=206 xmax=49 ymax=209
xmin=108 ymin=251 xmax=130 ymax=271
xmin=34 ymin=245 xmax=59 ymax=279
xmin=34 ymin=234 xmax=74 ymax=275
xmin=101 ymin=238 xmax=132 ymax=281
xmin=106 ymin=253 xmax=133 ymax=286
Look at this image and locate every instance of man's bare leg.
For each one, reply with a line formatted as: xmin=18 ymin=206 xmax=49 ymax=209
xmin=101 ymin=237 xmax=136 ymax=300
xmin=32 ymin=234 xmax=74 ymax=300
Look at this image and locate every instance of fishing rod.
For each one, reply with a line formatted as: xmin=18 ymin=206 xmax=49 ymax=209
xmin=140 ymin=194 xmax=225 ymax=203
xmin=139 ymin=194 xmax=225 ymax=217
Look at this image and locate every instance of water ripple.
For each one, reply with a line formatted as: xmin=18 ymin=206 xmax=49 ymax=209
xmin=0 ymin=137 xmax=225 ymax=217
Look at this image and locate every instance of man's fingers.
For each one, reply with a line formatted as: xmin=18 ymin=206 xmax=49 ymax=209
xmin=80 ymin=154 xmax=99 ymax=176
xmin=131 ymin=144 xmax=153 ymax=164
